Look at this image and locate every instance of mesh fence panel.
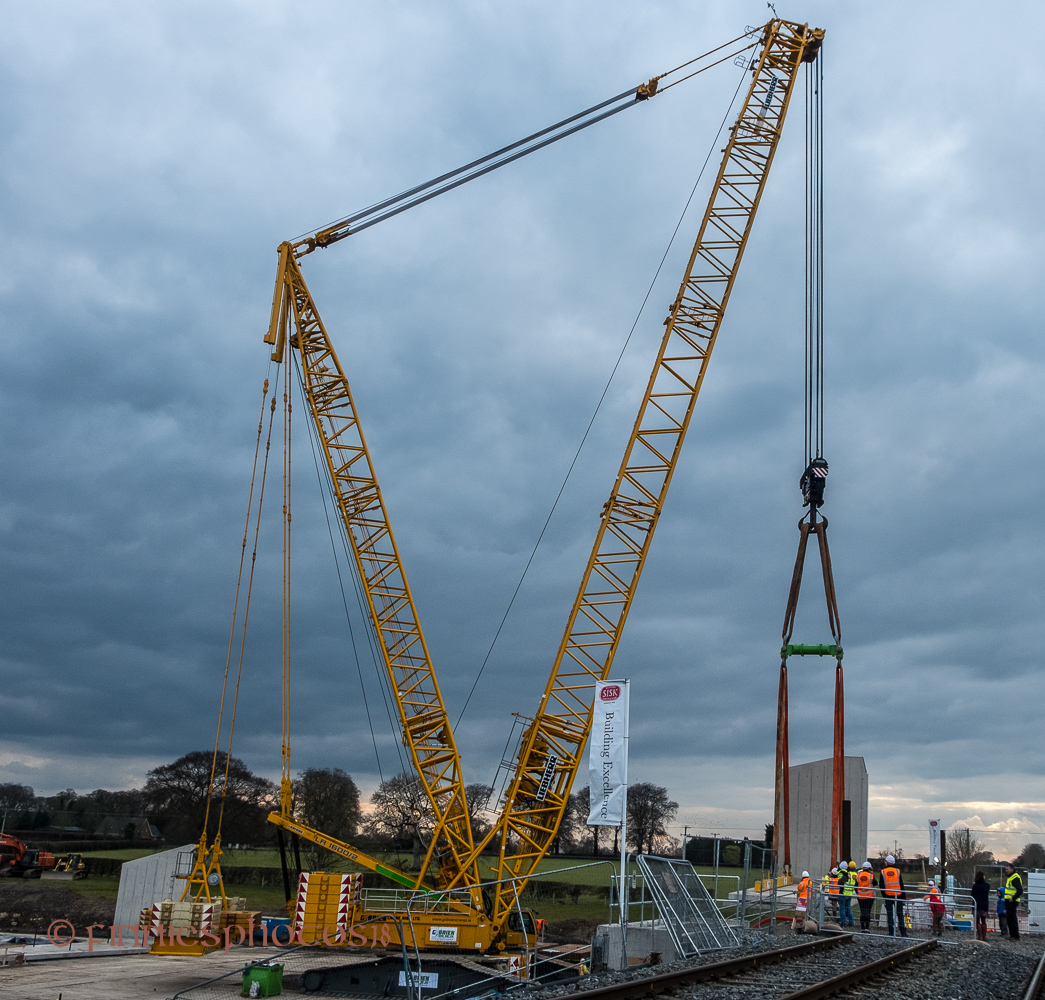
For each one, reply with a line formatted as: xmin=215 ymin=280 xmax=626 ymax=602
xmin=634 ymin=855 xmax=737 ymax=956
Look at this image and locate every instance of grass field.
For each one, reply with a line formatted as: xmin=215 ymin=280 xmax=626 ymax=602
xmin=78 ymin=848 xmax=765 ymax=889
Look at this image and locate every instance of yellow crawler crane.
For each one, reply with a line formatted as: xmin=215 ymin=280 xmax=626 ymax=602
xmin=265 ymin=17 xmax=823 ymax=954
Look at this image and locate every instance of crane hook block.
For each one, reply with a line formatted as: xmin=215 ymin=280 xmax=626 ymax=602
xmin=800 ymin=457 xmax=828 ymax=509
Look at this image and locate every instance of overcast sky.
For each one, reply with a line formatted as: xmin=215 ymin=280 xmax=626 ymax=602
xmin=2 ymin=0 xmax=1043 ymax=863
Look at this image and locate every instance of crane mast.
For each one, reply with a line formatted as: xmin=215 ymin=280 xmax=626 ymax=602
xmin=458 ymin=19 xmax=823 ymax=934
xmin=264 ymin=246 xmax=478 ymax=891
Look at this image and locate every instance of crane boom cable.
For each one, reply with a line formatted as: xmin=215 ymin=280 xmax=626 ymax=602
xmin=200 ymin=374 xmax=275 ymax=843
xmin=291 ymin=36 xmax=758 ymax=255
xmin=217 ymin=372 xmax=281 ymax=834
xmin=455 ymin=64 xmax=750 ymax=730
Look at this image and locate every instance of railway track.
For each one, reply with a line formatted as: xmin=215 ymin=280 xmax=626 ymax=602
xmin=1025 ymin=949 xmax=1045 ymax=1000
xmin=560 ymin=934 xmax=937 ymax=1000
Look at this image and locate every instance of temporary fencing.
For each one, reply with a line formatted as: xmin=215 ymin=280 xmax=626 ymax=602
xmin=807 ymin=885 xmax=981 ymax=938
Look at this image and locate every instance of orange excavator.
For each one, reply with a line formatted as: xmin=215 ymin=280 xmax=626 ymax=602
xmin=0 ymin=833 xmax=56 ymax=878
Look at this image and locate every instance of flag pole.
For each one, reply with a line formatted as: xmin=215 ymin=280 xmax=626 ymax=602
xmin=619 ymin=679 xmax=630 ymax=970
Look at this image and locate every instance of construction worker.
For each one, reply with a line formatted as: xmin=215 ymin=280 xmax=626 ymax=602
xmin=824 ymin=867 xmax=840 ymax=920
xmin=837 ymin=861 xmax=854 ymax=927
xmin=794 ymin=870 xmax=812 ymax=928
xmin=1004 ymin=863 xmax=1023 ymax=939
xmin=924 ymin=878 xmax=945 ymax=936
xmin=855 ymin=861 xmax=875 ymax=930
xmin=878 ymin=855 xmax=907 ymax=937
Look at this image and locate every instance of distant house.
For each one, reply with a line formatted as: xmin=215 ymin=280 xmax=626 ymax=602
xmin=95 ymin=816 xmax=162 ymax=840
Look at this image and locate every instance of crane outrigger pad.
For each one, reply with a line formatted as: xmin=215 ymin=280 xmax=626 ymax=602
xmin=634 ymin=856 xmax=737 ymax=956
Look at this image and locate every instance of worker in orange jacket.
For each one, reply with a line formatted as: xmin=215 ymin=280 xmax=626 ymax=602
xmin=878 ymin=855 xmax=907 ymax=938
xmin=855 ymin=861 xmax=875 ymax=930
xmin=793 ymin=870 xmax=812 ymax=928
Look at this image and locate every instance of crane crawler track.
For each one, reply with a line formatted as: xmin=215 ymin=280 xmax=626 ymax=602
xmin=554 ymin=934 xmax=937 ymax=1000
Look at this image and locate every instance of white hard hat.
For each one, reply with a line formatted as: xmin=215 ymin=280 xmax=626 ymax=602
xmin=839 ymin=861 xmax=848 ymax=869
xmin=862 ymin=861 xmax=872 ymax=869
xmin=802 ymin=871 xmax=809 ymax=878
xmin=886 ymin=855 xmax=895 ymax=864
xmin=928 ymin=878 xmax=935 ymax=885
xmin=830 ymin=867 xmax=838 ymax=874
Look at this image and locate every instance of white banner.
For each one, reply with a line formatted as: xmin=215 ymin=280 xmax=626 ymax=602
xmin=928 ymin=819 xmax=941 ymax=864
xmin=587 ymin=680 xmax=629 ymax=826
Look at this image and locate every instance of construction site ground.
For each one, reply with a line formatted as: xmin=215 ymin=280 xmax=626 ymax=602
xmin=2 ymin=944 xmax=313 ymax=1000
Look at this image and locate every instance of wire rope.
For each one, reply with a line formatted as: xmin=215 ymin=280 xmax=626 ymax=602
xmin=202 ymin=370 xmax=276 ymax=840
xmin=804 ymin=49 xmax=825 ymax=466
xmin=290 ymin=353 xmax=390 ymax=784
xmin=291 ymin=33 xmax=760 ymax=251
xmin=455 ymin=65 xmax=751 ymax=729
xmin=218 ymin=370 xmax=281 ymax=833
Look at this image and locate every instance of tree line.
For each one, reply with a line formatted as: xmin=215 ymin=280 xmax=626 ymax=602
xmin=0 ymin=755 xmax=681 ymax=864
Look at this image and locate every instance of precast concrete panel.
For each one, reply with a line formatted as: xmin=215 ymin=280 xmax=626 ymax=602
xmin=113 ymin=844 xmax=195 ymax=935
xmin=787 ymin=757 xmax=867 ymax=882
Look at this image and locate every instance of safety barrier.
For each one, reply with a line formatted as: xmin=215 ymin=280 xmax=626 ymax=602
xmin=807 ymin=885 xmax=980 ymax=937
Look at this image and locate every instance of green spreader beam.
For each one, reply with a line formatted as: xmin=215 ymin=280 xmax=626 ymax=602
xmin=782 ymin=643 xmax=843 ymax=659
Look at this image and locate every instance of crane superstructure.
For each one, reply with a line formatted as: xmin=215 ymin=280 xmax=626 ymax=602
xmin=263 ymin=17 xmax=822 ymax=953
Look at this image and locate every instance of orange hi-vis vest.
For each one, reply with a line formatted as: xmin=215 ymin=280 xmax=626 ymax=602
xmin=827 ymin=874 xmax=839 ymax=896
xmin=797 ymin=877 xmax=812 ymax=900
xmin=856 ymin=869 xmax=874 ymax=898
xmin=881 ymin=867 xmax=901 ymax=897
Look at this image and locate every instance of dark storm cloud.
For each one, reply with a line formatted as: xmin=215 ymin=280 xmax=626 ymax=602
xmin=1 ymin=1 xmax=1044 ymax=857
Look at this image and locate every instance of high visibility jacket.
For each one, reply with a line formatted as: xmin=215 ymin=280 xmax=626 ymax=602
xmin=826 ymin=874 xmax=838 ymax=896
xmin=821 ymin=874 xmax=831 ymax=897
xmin=881 ymin=866 xmax=901 ymax=897
xmin=797 ymin=877 xmax=812 ymax=900
xmin=856 ymin=869 xmax=874 ymax=898
xmin=1006 ymin=871 xmax=1023 ymax=901
xmin=841 ymin=871 xmax=856 ymax=896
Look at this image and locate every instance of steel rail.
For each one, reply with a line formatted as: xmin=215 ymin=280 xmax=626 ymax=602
xmin=558 ymin=934 xmax=854 ymax=1000
xmin=1025 ymin=948 xmax=1045 ymax=1000
xmin=777 ymin=937 xmax=938 ymax=1000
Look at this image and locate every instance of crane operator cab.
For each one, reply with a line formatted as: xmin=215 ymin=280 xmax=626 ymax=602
xmin=504 ymin=909 xmax=538 ymax=950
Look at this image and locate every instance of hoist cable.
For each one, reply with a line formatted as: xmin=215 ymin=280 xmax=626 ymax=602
xmin=804 ymin=50 xmax=825 ymax=466
xmin=280 ymin=341 xmax=293 ymax=796
xmin=455 ymin=65 xmax=751 ymax=729
xmin=290 ymin=353 xmax=392 ymax=784
xmin=203 ymin=371 xmax=275 ymax=839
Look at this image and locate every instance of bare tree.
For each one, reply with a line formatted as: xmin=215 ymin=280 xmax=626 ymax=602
xmin=367 ymin=773 xmax=433 ymax=869
xmin=626 ymin=783 xmax=678 ymax=855
xmin=296 ymin=768 xmax=361 ymax=869
xmin=464 ymin=784 xmax=494 ymax=841
xmin=144 ymin=750 xmax=276 ymax=844
xmin=570 ymin=786 xmax=602 ymax=855
xmin=0 ymin=783 xmax=35 ymax=829
xmin=946 ymin=827 xmax=994 ymax=886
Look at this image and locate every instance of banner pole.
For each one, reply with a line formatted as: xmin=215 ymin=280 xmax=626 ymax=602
xmin=619 ymin=679 xmax=630 ymax=970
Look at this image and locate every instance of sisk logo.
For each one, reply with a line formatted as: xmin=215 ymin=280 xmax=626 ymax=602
xmin=600 ymin=684 xmax=621 ymax=701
